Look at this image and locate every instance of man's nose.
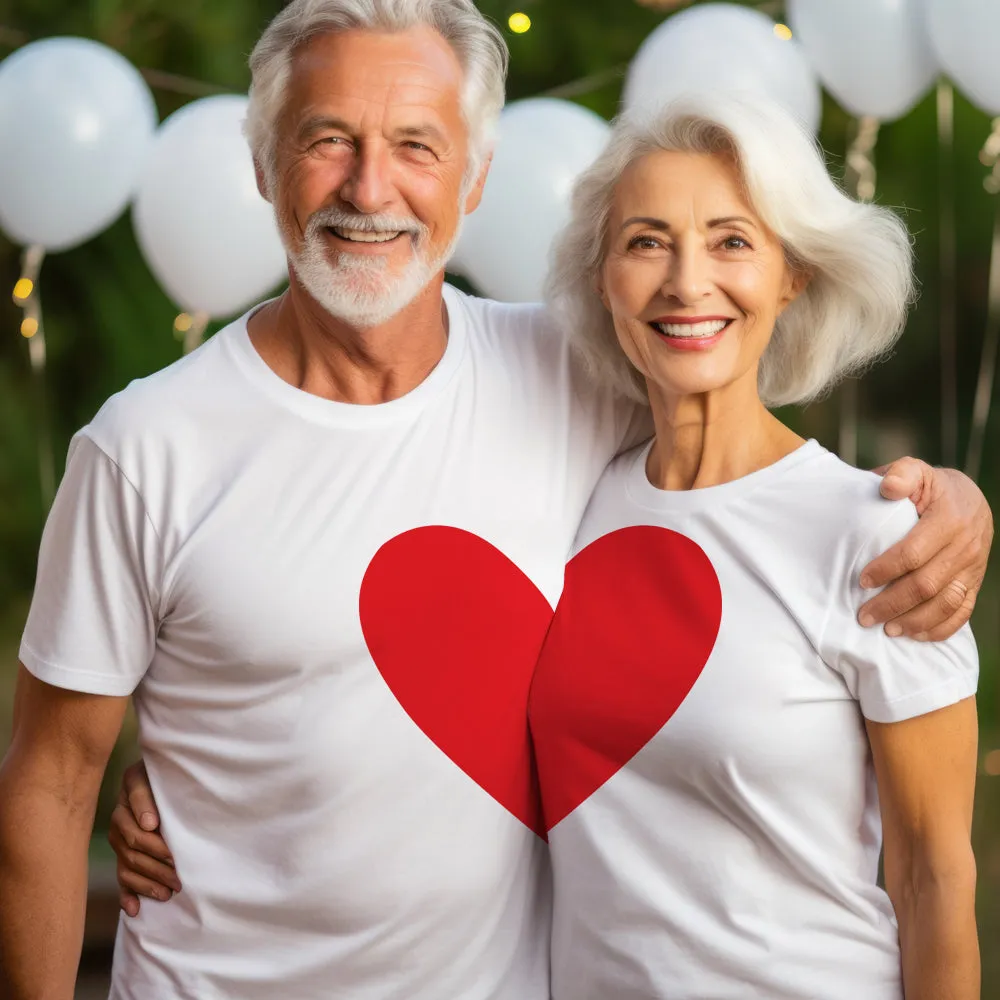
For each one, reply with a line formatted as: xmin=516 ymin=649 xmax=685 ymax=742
xmin=664 ymin=242 xmax=713 ymax=304
xmin=338 ymin=143 xmax=394 ymax=214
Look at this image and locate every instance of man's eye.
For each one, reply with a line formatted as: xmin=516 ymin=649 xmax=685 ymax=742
xmin=405 ymin=141 xmax=432 ymax=152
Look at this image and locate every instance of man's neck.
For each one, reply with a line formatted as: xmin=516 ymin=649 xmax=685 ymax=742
xmin=246 ymin=271 xmax=450 ymax=405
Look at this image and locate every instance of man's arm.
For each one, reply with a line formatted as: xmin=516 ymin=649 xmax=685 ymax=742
xmin=867 ymin=698 xmax=980 ymax=1000
xmin=861 ymin=460 xmax=992 ymax=640
xmin=0 ymin=665 xmax=128 ymax=1000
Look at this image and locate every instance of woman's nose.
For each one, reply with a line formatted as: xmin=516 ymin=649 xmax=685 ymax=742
xmin=663 ymin=243 xmax=712 ymax=304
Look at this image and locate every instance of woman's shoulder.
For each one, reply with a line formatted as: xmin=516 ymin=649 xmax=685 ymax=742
xmin=786 ymin=446 xmax=919 ymax=564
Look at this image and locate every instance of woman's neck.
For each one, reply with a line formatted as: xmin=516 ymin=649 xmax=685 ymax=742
xmin=645 ymin=371 xmax=806 ymax=492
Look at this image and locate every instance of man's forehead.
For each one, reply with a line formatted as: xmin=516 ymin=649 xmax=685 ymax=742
xmin=288 ymin=26 xmax=466 ymax=113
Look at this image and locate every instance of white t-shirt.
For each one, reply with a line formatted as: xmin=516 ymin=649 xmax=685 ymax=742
xmin=20 ymin=284 xmax=636 ymax=1000
xmin=528 ymin=439 xmax=978 ymax=1000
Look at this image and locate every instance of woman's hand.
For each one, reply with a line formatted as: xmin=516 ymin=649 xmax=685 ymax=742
xmin=107 ymin=760 xmax=180 ymax=916
xmin=867 ymin=699 xmax=979 ymax=1000
xmin=859 ymin=460 xmax=992 ymax=640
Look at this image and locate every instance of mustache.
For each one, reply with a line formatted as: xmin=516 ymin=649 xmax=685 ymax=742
xmin=305 ymin=207 xmax=428 ymax=240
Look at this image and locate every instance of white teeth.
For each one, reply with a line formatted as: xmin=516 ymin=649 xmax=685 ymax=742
xmin=331 ymin=227 xmax=402 ymax=244
xmin=652 ymin=320 xmax=729 ymax=338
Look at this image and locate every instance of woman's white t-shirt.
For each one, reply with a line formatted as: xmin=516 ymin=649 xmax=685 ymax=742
xmin=528 ymin=439 xmax=978 ymax=1000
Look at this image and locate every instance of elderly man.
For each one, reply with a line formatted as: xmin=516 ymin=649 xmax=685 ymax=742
xmin=0 ymin=1 xmax=991 ymax=998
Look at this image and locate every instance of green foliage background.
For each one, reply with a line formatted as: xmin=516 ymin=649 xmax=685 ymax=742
xmin=0 ymin=0 xmax=997 ymax=985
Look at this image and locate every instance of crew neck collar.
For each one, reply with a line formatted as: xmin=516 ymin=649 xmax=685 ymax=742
xmin=223 ymin=283 xmax=468 ymax=429
xmin=626 ymin=437 xmax=824 ymax=512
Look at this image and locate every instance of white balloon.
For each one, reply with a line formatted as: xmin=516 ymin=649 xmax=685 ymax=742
xmin=923 ymin=0 xmax=1000 ymax=116
xmin=452 ymin=98 xmax=610 ymax=303
xmin=788 ymin=0 xmax=936 ymax=121
xmin=623 ymin=3 xmax=822 ymax=134
xmin=133 ymin=95 xmax=287 ymax=318
xmin=0 ymin=37 xmax=157 ymax=251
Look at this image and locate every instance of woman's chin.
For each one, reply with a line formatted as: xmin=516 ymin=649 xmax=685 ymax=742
xmin=643 ymin=363 xmax=743 ymax=401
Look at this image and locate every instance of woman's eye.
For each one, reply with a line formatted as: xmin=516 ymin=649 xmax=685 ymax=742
xmin=628 ymin=236 xmax=662 ymax=251
xmin=721 ymin=236 xmax=750 ymax=251
xmin=405 ymin=141 xmax=433 ymax=153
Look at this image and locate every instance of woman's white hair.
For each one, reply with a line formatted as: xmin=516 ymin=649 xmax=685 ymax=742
xmin=546 ymin=94 xmax=915 ymax=407
xmin=245 ymin=0 xmax=508 ymax=192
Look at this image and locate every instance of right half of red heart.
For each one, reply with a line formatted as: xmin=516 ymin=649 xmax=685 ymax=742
xmin=529 ymin=525 xmax=722 ymax=832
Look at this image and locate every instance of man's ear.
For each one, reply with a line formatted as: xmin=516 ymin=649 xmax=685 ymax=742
xmin=254 ymin=159 xmax=273 ymax=203
xmin=463 ymin=152 xmax=493 ymax=215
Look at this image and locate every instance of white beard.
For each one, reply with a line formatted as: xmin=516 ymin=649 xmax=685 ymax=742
xmin=283 ymin=207 xmax=462 ymax=329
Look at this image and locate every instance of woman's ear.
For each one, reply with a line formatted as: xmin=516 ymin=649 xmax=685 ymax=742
xmin=778 ymin=264 xmax=812 ymax=315
xmin=593 ymin=265 xmax=612 ymax=312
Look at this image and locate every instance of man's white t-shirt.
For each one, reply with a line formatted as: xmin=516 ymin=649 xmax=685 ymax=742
xmin=528 ymin=439 xmax=978 ymax=1000
xmin=19 ymin=284 xmax=635 ymax=1000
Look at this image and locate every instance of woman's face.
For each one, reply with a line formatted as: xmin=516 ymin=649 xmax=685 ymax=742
xmin=600 ymin=150 xmax=803 ymax=402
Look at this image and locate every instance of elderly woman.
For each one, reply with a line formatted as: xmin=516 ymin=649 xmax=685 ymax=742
xmin=528 ymin=96 xmax=980 ymax=1000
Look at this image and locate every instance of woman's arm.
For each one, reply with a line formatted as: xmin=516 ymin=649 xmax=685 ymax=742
xmin=108 ymin=759 xmax=181 ymax=915
xmin=866 ymin=697 xmax=979 ymax=1000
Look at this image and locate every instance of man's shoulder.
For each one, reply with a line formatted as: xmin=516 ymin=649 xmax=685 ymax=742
xmin=445 ymin=284 xmax=555 ymax=342
xmin=85 ymin=317 xmax=243 ymax=465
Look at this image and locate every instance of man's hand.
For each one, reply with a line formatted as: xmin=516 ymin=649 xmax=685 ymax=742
xmin=109 ymin=760 xmax=180 ymax=917
xmin=860 ymin=459 xmax=993 ymax=641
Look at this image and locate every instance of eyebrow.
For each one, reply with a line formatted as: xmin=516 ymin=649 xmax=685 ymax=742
xmin=392 ymin=123 xmax=449 ymax=147
xmin=296 ymin=116 xmax=448 ymax=148
xmin=620 ymin=215 xmax=758 ymax=231
xmin=297 ymin=115 xmax=354 ymax=140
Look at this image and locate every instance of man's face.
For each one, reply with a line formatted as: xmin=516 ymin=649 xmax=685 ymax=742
xmin=268 ymin=26 xmax=484 ymax=327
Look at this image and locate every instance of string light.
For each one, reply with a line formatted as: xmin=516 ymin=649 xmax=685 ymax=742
xmin=13 ymin=277 xmax=33 ymax=301
xmin=508 ymin=12 xmax=532 ymax=33
xmin=173 ymin=312 xmax=194 ymax=334
xmin=985 ymin=749 xmax=1000 ymax=777
xmin=773 ymin=23 xmax=793 ymax=41
xmin=20 ymin=316 xmax=38 ymax=338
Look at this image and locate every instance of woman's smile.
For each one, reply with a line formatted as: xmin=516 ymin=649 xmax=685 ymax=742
xmin=649 ymin=315 xmax=735 ymax=351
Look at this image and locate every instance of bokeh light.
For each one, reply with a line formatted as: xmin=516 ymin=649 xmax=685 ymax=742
xmin=509 ymin=12 xmax=532 ymax=34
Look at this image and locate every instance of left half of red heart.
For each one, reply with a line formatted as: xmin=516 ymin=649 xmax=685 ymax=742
xmin=360 ymin=526 xmax=554 ymax=839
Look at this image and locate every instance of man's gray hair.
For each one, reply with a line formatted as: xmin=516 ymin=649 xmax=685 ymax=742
xmin=245 ymin=0 xmax=508 ymax=190
xmin=546 ymin=94 xmax=915 ymax=408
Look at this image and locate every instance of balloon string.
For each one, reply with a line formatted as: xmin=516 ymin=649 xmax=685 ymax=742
xmin=965 ymin=118 xmax=1000 ymax=482
xmin=12 ymin=244 xmax=55 ymax=509
xmin=182 ymin=311 xmax=211 ymax=355
xmin=938 ymin=81 xmax=959 ymax=467
xmin=840 ymin=116 xmax=880 ymax=466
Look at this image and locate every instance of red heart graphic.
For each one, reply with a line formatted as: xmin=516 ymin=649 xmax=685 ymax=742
xmin=359 ymin=524 xmax=720 ymax=840
xmin=360 ymin=526 xmax=552 ymax=838
xmin=529 ymin=525 xmax=722 ymax=831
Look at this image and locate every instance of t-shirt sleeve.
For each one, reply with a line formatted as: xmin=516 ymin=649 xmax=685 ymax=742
xmin=820 ymin=499 xmax=978 ymax=724
xmin=19 ymin=432 xmax=162 ymax=696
